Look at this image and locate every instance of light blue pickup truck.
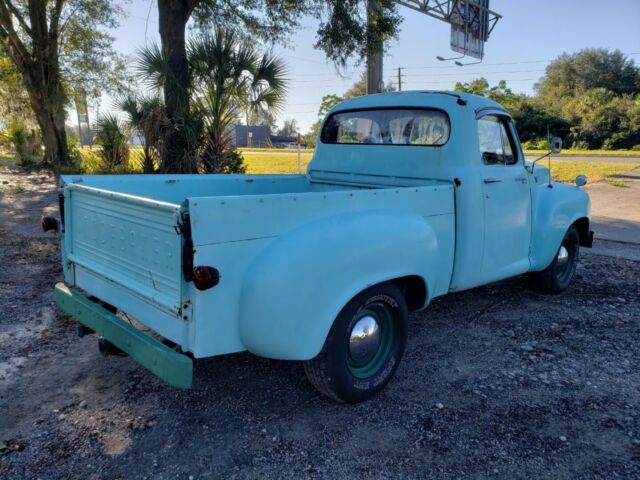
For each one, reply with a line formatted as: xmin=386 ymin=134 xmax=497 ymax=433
xmin=49 ymin=91 xmax=593 ymax=403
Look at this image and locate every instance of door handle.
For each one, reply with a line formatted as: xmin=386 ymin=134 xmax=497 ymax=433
xmin=483 ymin=178 xmax=502 ymax=184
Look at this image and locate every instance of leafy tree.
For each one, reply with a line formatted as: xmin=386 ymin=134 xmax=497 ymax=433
xmin=278 ymin=118 xmax=299 ymax=137
xmin=536 ymin=49 xmax=640 ymax=112
xmin=118 ymin=93 xmax=167 ymax=173
xmin=247 ymin=109 xmax=277 ymax=129
xmin=155 ymin=0 xmax=401 ymax=172
xmin=455 ymin=78 xmax=569 ymax=144
xmin=137 ymin=29 xmax=287 ymax=173
xmin=0 ymin=0 xmax=127 ymax=172
xmin=0 ymin=52 xmax=33 ymax=129
xmin=190 ymin=29 xmax=287 ymax=173
xmin=510 ymin=98 xmax=569 ymax=144
xmin=343 ymin=71 xmax=394 ymax=98
xmin=562 ymin=89 xmax=639 ymax=149
xmin=454 ymin=78 xmax=490 ymax=97
xmin=303 ymin=94 xmax=344 ymax=147
xmin=319 ymin=94 xmax=344 ymax=117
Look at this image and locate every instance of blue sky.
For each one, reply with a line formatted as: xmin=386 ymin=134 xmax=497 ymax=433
xmin=104 ymin=0 xmax=640 ymax=132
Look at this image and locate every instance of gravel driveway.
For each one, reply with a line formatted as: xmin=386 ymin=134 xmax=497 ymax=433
xmin=1 ymin=167 xmax=639 ymax=479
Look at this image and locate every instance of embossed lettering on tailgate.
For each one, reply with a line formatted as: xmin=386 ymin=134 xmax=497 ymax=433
xmin=65 ymin=184 xmax=182 ymax=314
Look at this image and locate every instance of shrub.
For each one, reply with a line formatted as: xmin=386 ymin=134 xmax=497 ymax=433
xmin=0 ymin=129 xmax=11 ymax=153
xmin=95 ymin=114 xmax=129 ymax=169
xmin=536 ymin=139 xmax=550 ymax=150
xmin=66 ymin=135 xmax=84 ymax=168
xmin=221 ymin=148 xmax=246 ymax=174
xmin=8 ymin=120 xmax=40 ymax=167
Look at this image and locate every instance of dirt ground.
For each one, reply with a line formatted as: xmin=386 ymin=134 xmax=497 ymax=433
xmin=1 ymin=166 xmax=639 ymax=480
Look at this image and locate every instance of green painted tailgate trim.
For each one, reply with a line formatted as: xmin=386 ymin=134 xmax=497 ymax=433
xmin=54 ymin=282 xmax=193 ymax=389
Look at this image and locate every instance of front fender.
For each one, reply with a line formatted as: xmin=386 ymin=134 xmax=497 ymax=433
xmin=238 ymin=209 xmax=441 ymax=360
xmin=530 ymin=182 xmax=590 ymax=271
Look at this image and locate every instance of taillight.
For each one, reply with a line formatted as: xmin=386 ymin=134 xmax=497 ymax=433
xmin=41 ymin=216 xmax=59 ymax=232
xmin=193 ymin=266 xmax=220 ymax=291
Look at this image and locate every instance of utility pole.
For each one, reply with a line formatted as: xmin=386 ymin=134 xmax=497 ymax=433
xmin=397 ymin=67 xmax=403 ymax=91
xmin=366 ymin=0 xmax=384 ymax=94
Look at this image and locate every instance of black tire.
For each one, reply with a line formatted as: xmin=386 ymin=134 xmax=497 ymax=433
xmin=532 ymin=225 xmax=580 ymax=294
xmin=304 ymin=282 xmax=408 ymax=403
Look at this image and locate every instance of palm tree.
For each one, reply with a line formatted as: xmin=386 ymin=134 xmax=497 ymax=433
xmin=118 ymin=93 xmax=168 ymax=173
xmin=189 ymin=30 xmax=288 ymax=173
xmin=135 ymin=44 xmax=201 ymax=174
xmin=135 ymin=29 xmax=288 ymax=174
xmin=95 ymin=114 xmax=130 ymax=169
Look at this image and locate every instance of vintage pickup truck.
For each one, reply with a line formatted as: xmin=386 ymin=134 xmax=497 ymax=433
xmin=48 ymin=91 xmax=593 ymax=403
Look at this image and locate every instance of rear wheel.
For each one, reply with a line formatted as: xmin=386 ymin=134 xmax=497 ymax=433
xmin=304 ymin=283 xmax=408 ymax=403
xmin=533 ymin=225 xmax=580 ymax=294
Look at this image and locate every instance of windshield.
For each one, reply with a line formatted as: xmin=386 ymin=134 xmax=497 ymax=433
xmin=321 ymin=108 xmax=450 ymax=146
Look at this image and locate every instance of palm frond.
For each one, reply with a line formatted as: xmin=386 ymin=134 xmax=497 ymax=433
xmin=135 ymin=43 xmax=170 ymax=93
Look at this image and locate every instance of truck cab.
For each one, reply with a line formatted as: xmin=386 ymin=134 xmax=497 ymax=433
xmin=51 ymin=91 xmax=592 ymax=403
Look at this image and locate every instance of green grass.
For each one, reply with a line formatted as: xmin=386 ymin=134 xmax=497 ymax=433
xmin=546 ymin=161 xmax=640 ymax=184
xmin=244 ymin=152 xmax=640 ymax=186
xmin=607 ymin=179 xmax=627 ymax=187
xmin=524 ymin=149 xmax=640 ymax=157
xmin=239 ymin=146 xmax=314 ymax=154
xmin=75 ymin=148 xmax=639 ymax=185
xmin=243 ymin=152 xmax=313 ymax=174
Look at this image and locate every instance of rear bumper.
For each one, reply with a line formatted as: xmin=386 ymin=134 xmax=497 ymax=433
xmin=54 ymin=283 xmax=193 ymax=389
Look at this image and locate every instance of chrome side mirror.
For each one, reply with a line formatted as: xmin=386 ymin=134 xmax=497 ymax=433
xmin=550 ymin=137 xmax=562 ymax=154
xmin=575 ymin=175 xmax=588 ymax=187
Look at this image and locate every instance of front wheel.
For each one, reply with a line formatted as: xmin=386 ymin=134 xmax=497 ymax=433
xmin=304 ymin=283 xmax=408 ymax=403
xmin=532 ymin=225 xmax=580 ymax=294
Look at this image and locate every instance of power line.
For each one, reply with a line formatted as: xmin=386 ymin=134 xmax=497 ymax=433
xmin=284 ymin=51 xmax=640 ymax=80
xmin=393 ymin=77 xmax=541 ymax=86
xmin=400 ymin=68 xmax=546 ymax=78
xmin=393 ymin=51 xmax=640 ymax=71
xmin=288 ymin=68 xmax=546 ymax=85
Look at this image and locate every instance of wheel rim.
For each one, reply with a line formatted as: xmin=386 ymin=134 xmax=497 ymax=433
xmin=347 ymin=303 xmax=394 ymax=379
xmin=555 ymin=242 xmax=574 ymax=283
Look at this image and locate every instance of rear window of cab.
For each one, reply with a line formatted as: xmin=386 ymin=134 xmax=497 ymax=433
xmin=321 ymin=108 xmax=450 ymax=146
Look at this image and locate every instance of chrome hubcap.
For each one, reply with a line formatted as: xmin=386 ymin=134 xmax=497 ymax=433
xmin=349 ymin=315 xmax=381 ymax=364
xmin=557 ymin=245 xmax=569 ymax=268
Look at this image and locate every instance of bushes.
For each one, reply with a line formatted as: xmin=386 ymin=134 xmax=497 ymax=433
xmin=95 ymin=114 xmax=129 ymax=169
xmin=8 ymin=120 xmax=40 ymax=167
xmin=521 ymin=139 xmax=550 ymax=150
xmin=59 ymin=130 xmax=143 ymax=175
xmin=220 ymin=148 xmax=246 ymax=174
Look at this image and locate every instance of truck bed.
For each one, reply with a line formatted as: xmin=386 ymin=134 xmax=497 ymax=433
xmin=60 ymin=173 xmax=455 ymax=357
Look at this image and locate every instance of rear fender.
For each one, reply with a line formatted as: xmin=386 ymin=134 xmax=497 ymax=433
xmin=238 ymin=210 xmax=439 ymax=360
xmin=530 ymin=182 xmax=590 ymax=271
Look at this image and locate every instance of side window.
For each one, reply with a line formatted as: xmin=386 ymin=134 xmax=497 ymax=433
xmin=478 ymin=115 xmax=517 ymax=165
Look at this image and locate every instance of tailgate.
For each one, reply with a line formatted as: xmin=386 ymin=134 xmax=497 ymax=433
xmin=63 ymin=184 xmax=183 ymax=315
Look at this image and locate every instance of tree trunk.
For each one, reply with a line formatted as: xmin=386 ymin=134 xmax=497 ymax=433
xmin=157 ymin=0 xmax=197 ymax=173
xmin=21 ymin=65 xmax=70 ymax=173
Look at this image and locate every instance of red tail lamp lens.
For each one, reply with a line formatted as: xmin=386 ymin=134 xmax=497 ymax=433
xmin=41 ymin=216 xmax=59 ymax=232
xmin=193 ymin=266 xmax=220 ymax=291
